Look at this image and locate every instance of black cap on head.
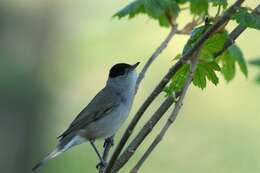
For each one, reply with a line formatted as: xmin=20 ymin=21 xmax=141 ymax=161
xmin=109 ymin=63 xmax=131 ymax=78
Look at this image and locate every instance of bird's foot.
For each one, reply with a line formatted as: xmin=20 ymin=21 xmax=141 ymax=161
xmin=103 ymin=137 xmax=114 ymax=148
xmin=96 ymin=160 xmax=107 ymax=170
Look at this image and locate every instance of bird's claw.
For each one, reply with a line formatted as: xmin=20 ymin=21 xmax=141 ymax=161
xmin=103 ymin=138 xmax=114 ymax=148
xmin=96 ymin=161 xmax=107 ymax=170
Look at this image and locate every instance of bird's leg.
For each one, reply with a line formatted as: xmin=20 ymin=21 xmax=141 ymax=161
xmin=89 ymin=141 xmax=107 ymax=169
xmin=103 ymin=136 xmax=114 ymax=148
xmin=102 ymin=136 xmax=114 ymax=160
xmin=96 ymin=136 xmax=115 ymax=171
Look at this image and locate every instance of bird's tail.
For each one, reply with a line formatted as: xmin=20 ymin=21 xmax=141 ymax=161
xmin=32 ymin=147 xmax=62 ymax=171
xmin=32 ymin=135 xmax=86 ymax=171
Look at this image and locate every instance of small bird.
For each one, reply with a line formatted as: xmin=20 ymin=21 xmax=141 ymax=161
xmin=32 ymin=62 xmax=140 ymax=171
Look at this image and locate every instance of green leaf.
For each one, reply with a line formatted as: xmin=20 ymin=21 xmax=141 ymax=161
xmin=202 ymin=62 xmax=220 ymax=85
xmin=221 ymin=53 xmax=236 ymax=81
xmin=228 ymin=45 xmax=248 ymax=77
xmin=183 ymin=25 xmax=228 ymax=61
xmin=207 ymin=61 xmax=221 ymax=71
xmin=182 ymin=25 xmax=207 ymax=55
xmin=114 ymin=0 xmax=180 ymax=27
xmin=218 ymin=45 xmax=248 ymax=81
xmin=200 ymin=31 xmax=228 ymax=60
xmin=204 ymin=66 xmax=219 ymax=85
xmin=190 ymin=0 xmax=209 ymax=15
xmin=164 ymin=64 xmax=190 ymax=95
xmin=210 ymin=0 xmax=228 ymax=9
xmin=193 ymin=64 xmax=207 ymax=89
xmin=192 ymin=61 xmax=220 ymax=89
xmin=249 ymin=58 xmax=260 ymax=67
xmin=113 ymin=0 xmax=145 ymax=19
xmin=233 ymin=7 xmax=260 ymax=30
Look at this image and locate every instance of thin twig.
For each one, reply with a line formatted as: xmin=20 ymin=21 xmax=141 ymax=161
xmin=109 ymin=96 xmax=174 ymax=172
xmin=104 ymin=26 xmax=177 ymax=173
xmin=129 ymin=4 xmax=260 ymax=172
xmin=214 ymin=4 xmax=260 ymax=58
xmin=105 ymin=1 xmax=244 ymax=173
xmin=129 ymin=22 xmax=252 ymax=173
xmin=130 ymin=52 xmax=200 ymax=173
xmin=176 ymin=19 xmax=200 ymax=35
xmin=136 ymin=26 xmax=178 ymax=91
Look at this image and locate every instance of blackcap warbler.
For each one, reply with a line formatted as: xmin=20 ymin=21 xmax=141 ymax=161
xmin=32 ymin=62 xmax=140 ymax=171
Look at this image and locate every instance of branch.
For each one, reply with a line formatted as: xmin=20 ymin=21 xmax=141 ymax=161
xmin=112 ymin=96 xmax=174 ymax=171
xmin=99 ymin=27 xmax=177 ymax=173
xmin=176 ymin=19 xmax=202 ymax=35
xmin=129 ymin=22 xmax=252 ymax=173
xmin=215 ymin=4 xmax=260 ymax=58
xmin=136 ymin=26 xmax=178 ymax=91
xmin=130 ymin=53 xmax=199 ymax=173
xmin=129 ymin=4 xmax=260 ymax=172
xmin=102 ymin=25 xmax=177 ymax=173
xmin=99 ymin=138 xmax=113 ymax=173
xmin=105 ymin=1 xmax=245 ymax=172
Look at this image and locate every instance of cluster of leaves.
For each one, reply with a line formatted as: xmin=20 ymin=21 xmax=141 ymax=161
xmin=164 ymin=25 xmax=248 ymax=95
xmin=113 ymin=0 xmax=228 ymax=27
xmin=113 ymin=0 xmax=260 ymax=94
xmin=249 ymin=59 xmax=260 ymax=83
xmin=232 ymin=7 xmax=260 ymax=30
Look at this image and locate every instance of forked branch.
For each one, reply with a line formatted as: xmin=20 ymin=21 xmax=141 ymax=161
xmin=103 ymin=25 xmax=177 ymax=173
xmin=130 ymin=50 xmax=200 ymax=173
xmin=129 ymin=3 xmax=260 ymax=173
xmin=105 ymin=0 xmax=245 ymax=172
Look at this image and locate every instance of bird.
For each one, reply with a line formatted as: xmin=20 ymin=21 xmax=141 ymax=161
xmin=32 ymin=62 xmax=140 ymax=171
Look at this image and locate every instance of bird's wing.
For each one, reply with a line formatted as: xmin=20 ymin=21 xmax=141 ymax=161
xmin=57 ymin=87 xmax=121 ymax=140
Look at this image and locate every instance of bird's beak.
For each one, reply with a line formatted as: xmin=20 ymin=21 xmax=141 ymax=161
xmin=130 ymin=62 xmax=140 ymax=70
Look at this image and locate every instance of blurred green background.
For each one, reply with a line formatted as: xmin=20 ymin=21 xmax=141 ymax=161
xmin=1 ymin=0 xmax=259 ymax=173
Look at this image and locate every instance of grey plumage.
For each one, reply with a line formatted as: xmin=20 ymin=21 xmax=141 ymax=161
xmin=57 ymin=86 xmax=122 ymax=140
xmin=32 ymin=62 xmax=139 ymax=171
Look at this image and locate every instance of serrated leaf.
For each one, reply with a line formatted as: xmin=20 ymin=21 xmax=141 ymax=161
xmin=218 ymin=45 xmax=248 ymax=81
xmin=200 ymin=31 xmax=228 ymax=60
xmin=113 ymin=0 xmax=144 ymax=19
xmin=190 ymin=0 xmax=209 ymax=15
xmin=114 ymin=0 xmax=180 ymax=27
xmin=210 ymin=0 xmax=228 ymax=9
xmin=228 ymin=45 xmax=248 ymax=77
xmin=220 ymin=51 xmax=236 ymax=81
xmin=203 ymin=64 xmax=219 ymax=85
xmin=164 ymin=64 xmax=190 ymax=95
xmin=183 ymin=26 xmax=228 ymax=61
xmin=144 ymin=0 xmax=165 ymax=18
xmin=207 ymin=61 xmax=221 ymax=71
xmin=233 ymin=7 xmax=260 ymax=30
xmin=193 ymin=65 xmax=207 ymax=89
xmin=192 ymin=62 xmax=220 ymax=89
